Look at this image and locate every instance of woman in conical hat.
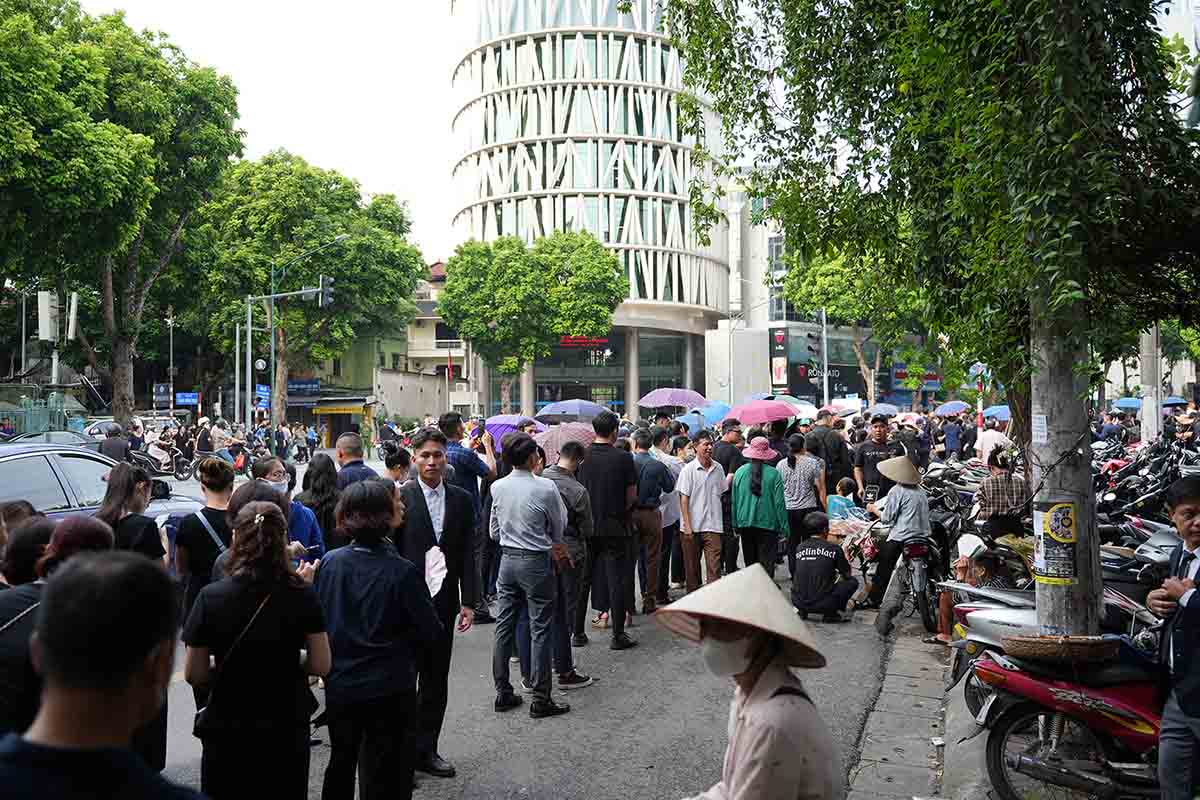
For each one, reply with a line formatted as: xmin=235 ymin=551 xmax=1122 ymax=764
xmin=656 ymin=564 xmax=842 ymax=799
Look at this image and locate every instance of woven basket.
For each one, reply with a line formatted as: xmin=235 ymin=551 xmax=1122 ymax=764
xmin=1001 ymin=635 xmax=1119 ymax=663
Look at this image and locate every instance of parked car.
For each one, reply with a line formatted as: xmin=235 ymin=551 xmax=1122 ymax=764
xmin=1 ymin=430 xmax=101 ymax=452
xmin=0 ymin=444 xmax=201 ymax=520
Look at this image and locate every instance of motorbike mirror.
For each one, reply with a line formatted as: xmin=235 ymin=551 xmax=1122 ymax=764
xmin=1103 ymin=492 xmax=1117 ymax=502
xmin=150 ymin=479 xmax=171 ymax=500
xmin=1134 ymin=545 xmax=1169 ymax=566
xmin=1137 ymin=564 xmax=1161 ymax=585
xmin=1139 ymin=467 xmax=1150 ymax=477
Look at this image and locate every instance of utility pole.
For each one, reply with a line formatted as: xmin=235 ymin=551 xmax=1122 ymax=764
xmin=234 ymin=323 xmax=241 ymax=426
xmin=1140 ymin=324 xmax=1162 ymax=442
xmin=167 ymin=307 xmax=175 ymax=415
xmin=820 ymin=308 xmax=830 ymax=406
xmin=245 ymin=298 xmax=253 ymax=430
xmin=1030 ymin=299 xmax=1102 ymax=637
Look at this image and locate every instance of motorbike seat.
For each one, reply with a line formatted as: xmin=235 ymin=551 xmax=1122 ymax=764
xmin=1007 ymin=656 xmax=1156 ymax=687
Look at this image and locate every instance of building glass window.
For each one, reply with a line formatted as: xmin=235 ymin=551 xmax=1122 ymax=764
xmin=332 ymin=358 xmax=342 ymax=378
xmin=767 ymin=235 xmax=803 ymax=322
xmin=377 ymin=352 xmax=386 ymax=368
xmin=392 ymin=353 xmax=402 ymax=371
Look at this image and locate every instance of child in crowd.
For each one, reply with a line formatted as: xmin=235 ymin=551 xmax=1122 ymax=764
xmin=826 ymin=478 xmax=858 ymax=519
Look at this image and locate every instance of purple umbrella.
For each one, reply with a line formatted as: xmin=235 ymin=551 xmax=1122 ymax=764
xmin=639 ymin=387 xmax=706 ymax=409
xmin=535 ymin=399 xmax=608 ymax=424
xmin=472 ymin=414 xmax=544 ymax=451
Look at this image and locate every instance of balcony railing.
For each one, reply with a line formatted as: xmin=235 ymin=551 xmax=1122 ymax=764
xmin=436 ymin=339 xmax=464 ymax=349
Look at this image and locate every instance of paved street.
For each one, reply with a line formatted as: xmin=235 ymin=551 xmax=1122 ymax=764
xmin=162 ymin=570 xmax=887 ymax=799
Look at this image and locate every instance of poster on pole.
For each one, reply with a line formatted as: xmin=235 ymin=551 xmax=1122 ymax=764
xmin=769 ymin=328 xmax=789 ymax=394
xmin=1032 ymin=500 xmax=1078 ymax=585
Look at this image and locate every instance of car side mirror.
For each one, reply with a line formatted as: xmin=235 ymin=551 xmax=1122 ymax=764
xmin=150 ymin=479 xmax=171 ymax=500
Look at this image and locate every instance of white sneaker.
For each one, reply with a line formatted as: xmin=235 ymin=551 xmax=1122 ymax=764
xmin=519 ymin=678 xmax=535 ymax=694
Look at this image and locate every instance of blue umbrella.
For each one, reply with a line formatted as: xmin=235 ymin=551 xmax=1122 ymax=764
xmin=934 ymin=400 xmax=970 ymax=417
xmin=864 ymin=403 xmax=900 ymax=418
xmin=1112 ymin=397 xmax=1142 ymax=411
xmin=673 ymin=410 xmax=708 ymax=431
xmin=982 ymin=404 xmax=1011 ymax=421
xmin=535 ymin=399 xmax=608 ymax=424
xmin=1163 ymin=396 xmax=1189 ymax=408
xmin=686 ymin=401 xmax=731 ymax=427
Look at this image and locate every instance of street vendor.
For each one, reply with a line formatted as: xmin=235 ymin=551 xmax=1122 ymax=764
xmin=657 ymin=564 xmax=842 ymax=800
xmin=930 ymin=533 xmax=1014 ymax=644
xmin=858 ymin=456 xmax=931 ymax=610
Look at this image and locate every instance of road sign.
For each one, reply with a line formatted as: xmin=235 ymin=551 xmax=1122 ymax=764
xmin=175 ymin=392 xmax=199 ymax=406
xmin=153 ymin=383 xmax=171 ymax=403
xmin=255 ymin=384 xmax=270 ymax=398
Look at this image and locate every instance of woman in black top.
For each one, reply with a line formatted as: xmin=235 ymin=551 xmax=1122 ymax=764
xmin=297 ymin=454 xmax=341 ymax=549
xmin=174 ymin=458 xmax=236 ymax=616
xmin=183 ymin=502 xmax=329 ymax=800
xmin=95 ymin=464 xmax=165 ymax=566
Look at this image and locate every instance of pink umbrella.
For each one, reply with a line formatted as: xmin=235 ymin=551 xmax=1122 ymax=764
xmin=722 ymin=400 xmax=797 ymax=426
xmin=534 ymin=422 xmax=595 ymax=465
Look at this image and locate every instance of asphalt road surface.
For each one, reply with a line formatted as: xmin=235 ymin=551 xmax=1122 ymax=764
xmin=162 ymin=580 xmax=886 ymax=799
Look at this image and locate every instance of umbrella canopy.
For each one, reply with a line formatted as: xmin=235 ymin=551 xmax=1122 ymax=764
xmin=1112 ymin=397 xmax=1142 ymax=411
xmin=722 ymin=400 xmax=796 ymax=426
xmin=639 ymin=387 xmax=706 ymax=409
xmin=535 ymin=399 xmax=608 ymax=424
xmin=819 ymin=404 xmax=857 ymax=417
xmin=896 ymin=412 xmax=922 ymax=427
xmin=673 ymin=410 xmax=708 ymax=431
xmin=1163 ymin=396 xmax=1190 ymax=408
xmin=742 ymin=392 xmax=772 ymax=402
xmin=864 ymin=403 xmax=900 ymax=418
xmin=676 ymin=401 xmax=730 ymax=428
xmin=982 ymin=404 xmax=1011 ymax=421
xmin=534 ymin=422 xmax=595 ymax=465
xmin=934 ymin=400 xmax=971 ymax=417
xmin=477 ymin=414 xmax=544 ymax=451
xmin=767 ymin=395 xmax=820 ymax=419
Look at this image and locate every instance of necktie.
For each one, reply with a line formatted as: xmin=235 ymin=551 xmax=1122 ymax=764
xmin=1179 ymin=550 xmax=1195 ymax=580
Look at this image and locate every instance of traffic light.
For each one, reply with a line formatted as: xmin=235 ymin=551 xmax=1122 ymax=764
xmin=806 ymin=332 xmax=821 ymax=367
xmin=318 ymin=275 xmax=335 ymax=308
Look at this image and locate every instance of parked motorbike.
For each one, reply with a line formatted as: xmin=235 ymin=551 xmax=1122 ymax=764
xmin=971 ymin=643 xmax=1163 ymax=800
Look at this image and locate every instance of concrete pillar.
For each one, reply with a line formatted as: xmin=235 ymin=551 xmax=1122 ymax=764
xmin=684 ymin=333 xmax=695 ymax=390
xmin=476 ymin=358 xmax=490 ymax=417
xmin=520 ymin=361 xmax=535 ymax=418
xmin=624 ymin=327 xmax=640 ymax=419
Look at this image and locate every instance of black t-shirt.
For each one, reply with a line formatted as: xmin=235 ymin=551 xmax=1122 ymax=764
xmin=99 ymin=437 xmax=131 ymax=462
xmin=174 ymin=508 xmax=233 ymax=612
xmin=111 ymin=514 xmax=165 ymax=562
xmin=792 ymin=537 xmax=852 ymax=609
xmin=0 ymin=584 xmax=43 ymax=735
xmin=712 ymin=440 xmax=747 ymax=511
xmin=0 ymin=733 xmax=202 ymax=800
xmin=577 ymin=443 xmax=637 ymax=537
xmin=196 ymin=428 xmax=212 ymax=453
xmin=854 ymin=440 xmax=905 ymax=498
xmin=182 ymin=576 xmax=325 ymax=731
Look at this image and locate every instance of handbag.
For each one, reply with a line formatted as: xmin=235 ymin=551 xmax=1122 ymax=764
xmin=193 ymin=592 xmax=272 ymax=738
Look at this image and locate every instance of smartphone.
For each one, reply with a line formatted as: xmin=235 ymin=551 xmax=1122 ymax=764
xmin=864 ymin=485 xmax=879 ymax=504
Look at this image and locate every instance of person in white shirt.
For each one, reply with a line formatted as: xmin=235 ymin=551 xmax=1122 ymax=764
xmin=676 ymin=430 xmax=727 ymax=592
xmin=974 ymin=418 xmax=1013 ymax=464
xmin=652 ymin=428 xmax=686 ymax=606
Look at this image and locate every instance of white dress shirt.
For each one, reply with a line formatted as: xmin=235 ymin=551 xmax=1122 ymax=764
xmin=421 ymin=478 xmax=446 ymax=542
xmin=676 ymin=458 xmax=726 ymax=534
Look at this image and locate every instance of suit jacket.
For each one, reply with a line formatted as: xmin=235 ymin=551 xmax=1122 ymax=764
xmin=1161 ymin=547 xmax=1200 ymax=715
xmin=398 ymin=479 xmax=478 ymax=617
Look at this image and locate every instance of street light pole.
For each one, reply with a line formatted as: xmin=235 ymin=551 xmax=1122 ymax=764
xmin=820 ymin=308 xmax=830 ymax=406
xmin=245 ymin=297 xmax=253 ymax=430
xmin=167 ymin=308 xmax=175 ymax=414
xmin=234 ymin=323 xmax=240 ymax=426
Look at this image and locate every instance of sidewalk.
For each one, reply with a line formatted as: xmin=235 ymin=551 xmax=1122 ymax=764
xmin=846 ymin=612 xmax=947 ymax=800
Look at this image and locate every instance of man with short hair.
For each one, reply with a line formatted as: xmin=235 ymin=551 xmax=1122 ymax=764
xmin=853 ymin=415 xmax=904 ymax=502
xmin=652 ymin=427 xmax=685 ymax=605
xmin=335 ymin=432 xmax=379 ymax=490
xmin=210 ymin=419 xmax=235 ymax=464
xmin=806 ymin=409 xmax=852 ymax=486
xmin=631 ymin=429 xmax=675 ymax=614
xmin=490 ymin=433 xmax=574 ymax=717
xmin=677 ymin=430 xmax=727 ymax=590
xmin=791 ymin=512 xmax=859 ymax=622
xmin=941 ymin=415 xmax=963 ymax=460
xmin=975 ymin=418 xmax=1014 ymax=464
xmin=576 ymin=410 xmax=639 ymax=650
xmin=438 ymin=412 xmax=497 ymax=624
xmin=397 ymin=428 xmax=477 ymax=778
xmin=712 ymin=419 xmax=746 ymax=574
xmin=0 ymin=552 xmax=201 ymax=799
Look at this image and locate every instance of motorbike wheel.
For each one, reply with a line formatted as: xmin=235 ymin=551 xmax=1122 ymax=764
xmin=173 ymin=458 xmax=192 ymax=482
xmin=985 ymin=704 xmax=1106 ymax=800
xmin=914 ymin=567 xmax=939 ymax=633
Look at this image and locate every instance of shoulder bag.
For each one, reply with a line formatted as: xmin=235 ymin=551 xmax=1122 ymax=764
xmin=193 ymin=591 xmax=271 ymax=738
xmin=193 ymin=510 xmax=227 ymax=553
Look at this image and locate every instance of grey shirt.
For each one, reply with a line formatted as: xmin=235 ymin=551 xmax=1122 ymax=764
xmin=876 ymin=484 xmax=931 ymax=543
xmin=489 ymin=469 xmax=567 ymax=551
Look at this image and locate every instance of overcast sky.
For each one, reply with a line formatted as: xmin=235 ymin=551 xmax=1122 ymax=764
xmin=79 ymin=1 xmax=1195 ymax=267
xmin=81 ymin=0 xmax=472 ymax=264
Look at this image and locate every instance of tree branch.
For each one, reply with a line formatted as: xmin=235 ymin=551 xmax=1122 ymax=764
xmin=101 ymin=256 xmax=117 ymax=339
xmin=132 ymin=210 xmax=192 ymax=326
xmin=75 ymin=326 xmax=111 ymax=381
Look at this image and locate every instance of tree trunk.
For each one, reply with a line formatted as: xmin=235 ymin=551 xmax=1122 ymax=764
xmin=499 ymin=376 xmax=513 ymax=414
xmin=849 ymin=333 xmax=877 ymax=407
xmin=111 ymin=337 xmax=136 ymax=426
xmin=273 ymin=326 xmax=290 ymax=428
xmin=1097 ymin=360 xmax=1109 ymax=411
xmin=1007 ymin=376 xmax=1032 ymax=450
xmin=1030 ymin=296 xmax=1101 ymax=637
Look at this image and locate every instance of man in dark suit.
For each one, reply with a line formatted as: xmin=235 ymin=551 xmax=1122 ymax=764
xmin=1148 ymin=476 xmax=1200 ymax=800
xmin=397 ymin=428 xmax=478 ymax=779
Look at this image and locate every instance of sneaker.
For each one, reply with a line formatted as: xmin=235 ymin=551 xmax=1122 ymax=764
xmin=519 ymin=678 xmax=535 ymax=694
xmin=558 ymin=670 xmax=594 ymax=690
xmin=494 ymin=693 xmax=523 ymax=712
xmin=669 ymin=581 xmax=684 ymax=590
xmin=610 ymin=633 xmax=638 ymax=651
xmin=529 ymin=698 xmax=571 ymax=719
xmin=571 ymin=633 xmax=588 ymax=648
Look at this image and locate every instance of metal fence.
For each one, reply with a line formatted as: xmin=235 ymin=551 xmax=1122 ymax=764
xmin=0 ymin=396 xmax=76 ymax=435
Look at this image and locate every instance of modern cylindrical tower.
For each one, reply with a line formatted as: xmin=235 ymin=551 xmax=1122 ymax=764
xmin=451 ymin=0 xmax=729 ymax=325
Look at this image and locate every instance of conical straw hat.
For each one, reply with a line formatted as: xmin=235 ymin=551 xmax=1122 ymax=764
xmin=878 ymin=455 xmax=920 ymax=486
xmin=654 ymin=564 xmax=826 ymax=668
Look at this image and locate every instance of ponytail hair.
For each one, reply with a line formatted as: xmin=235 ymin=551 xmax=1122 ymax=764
xmin=750 ymin=460 xmax=764 ymax=497
xmin=987 ymin=447 xmax=1015 ymax=473
xmin=786 ymin=434 xmax=806 ymax=469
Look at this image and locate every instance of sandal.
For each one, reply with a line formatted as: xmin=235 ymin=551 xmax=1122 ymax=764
xmin=592 ymin=613 xmax=610 ymax=629
xmin=922 ymin=635 xmax=949 ymax=646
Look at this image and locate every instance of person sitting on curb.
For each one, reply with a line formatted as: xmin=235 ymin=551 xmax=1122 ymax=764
xmin=791 ymin=512 xmax=859 ymax=623
xmin=656 ymin=564 xmax=842 ymax=799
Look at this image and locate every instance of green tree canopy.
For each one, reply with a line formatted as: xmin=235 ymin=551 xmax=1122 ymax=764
xmin=188 ymin=150 xmax=426 ymax=422
xmin=439 ymin=231 xmax=628 ymax=411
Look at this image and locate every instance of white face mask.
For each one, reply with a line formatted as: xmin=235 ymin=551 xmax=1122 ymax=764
xmin=701 ymin=635 xmax=754 ymax=677
xmin=261 ymin=478 xmax=289 ymax=496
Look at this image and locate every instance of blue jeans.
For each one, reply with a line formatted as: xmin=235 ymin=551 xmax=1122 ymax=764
xmin=215 ymin=448 xmax=233 ymax=464
xmin=493 ymin=548 xmax=556 ymax=703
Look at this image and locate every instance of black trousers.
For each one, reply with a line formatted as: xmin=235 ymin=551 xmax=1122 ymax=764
xmin=867 ymin=539 xmax=904 ymax=606
xmin=203 ymin=726 xmax=310 ymax=799
xmin=786 ymin=508 xmax=823 ymax=579
xmin=575 ymin=536 xmax=628 ymax=638
xmin=322 ymin=692 xmax=417 ymax=800
xmin=656 ymin=521 xmax=679 ymax=603
xmin=416 ymin=595 xmax=456 ymax=758
xmin=475 ymin=521 xmax=499 ymax=610
xmin=795 ymin=577 xmax=861 ymax=614
xmin=720 ymin=504 xmax=740 ymax=574
xmin=739 ymin=526 xmax=778 ymax=576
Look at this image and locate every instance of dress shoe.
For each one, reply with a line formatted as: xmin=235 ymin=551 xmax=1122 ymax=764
xmin=610 ymin=633 xmax=638 ymax=651
xmin=417 ymin=753 xmax=456 ymax=778
xmin=558 ymin=670 xmax=594 ymax=690
xmin=494 ymin=693 xmax=524 ymax=712
xmin=571 ymin=633 xmax=588 ymax=647
xmin=529 ymin=698 xmax=571 ymax=719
